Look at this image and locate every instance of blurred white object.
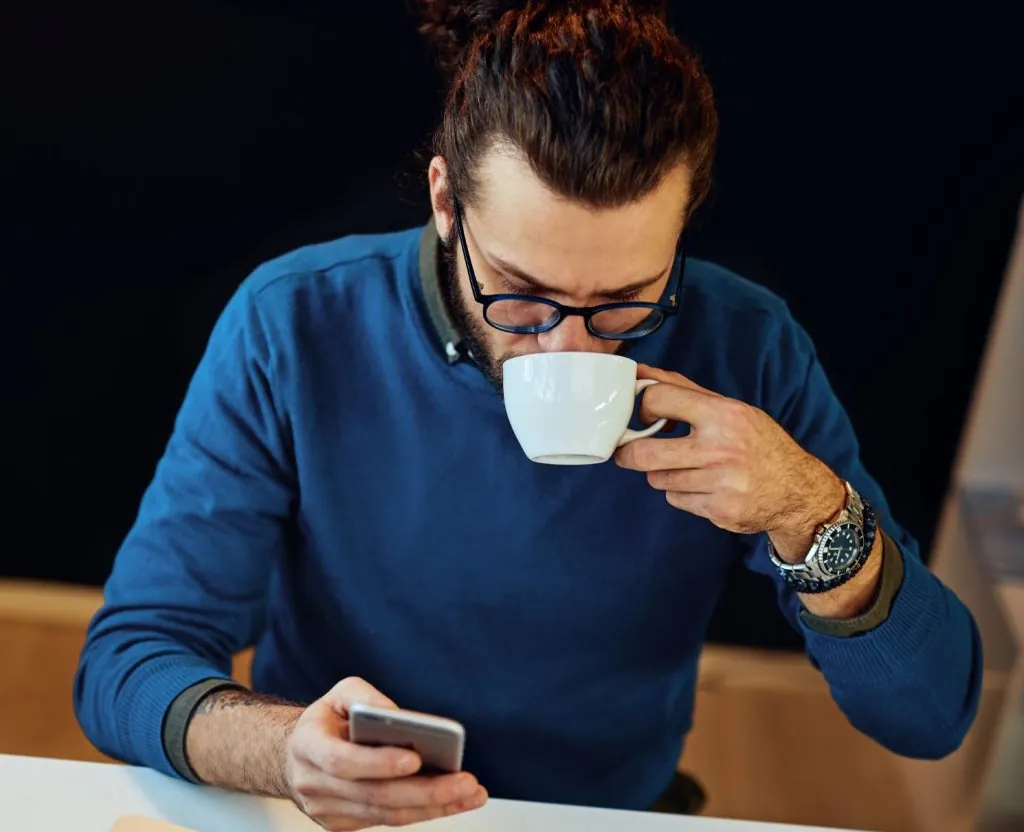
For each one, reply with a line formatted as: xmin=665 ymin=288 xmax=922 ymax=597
xmin=0 ymin=754 xmax=861 ymax=832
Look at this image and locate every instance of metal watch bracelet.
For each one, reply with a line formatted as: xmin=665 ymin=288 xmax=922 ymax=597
xmin=767 ymin=483 xmax=877 ymax=594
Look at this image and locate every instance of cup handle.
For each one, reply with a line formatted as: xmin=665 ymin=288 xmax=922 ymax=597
xmin=617 ymin=379 xmax=668 ymax=447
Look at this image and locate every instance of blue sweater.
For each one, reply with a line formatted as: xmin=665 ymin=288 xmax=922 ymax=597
xmin=75 ymin=225 xmax=982 ymax=809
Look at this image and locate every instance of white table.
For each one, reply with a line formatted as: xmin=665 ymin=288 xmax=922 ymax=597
xmin=0 ymin=754 xmax=856 ymax=832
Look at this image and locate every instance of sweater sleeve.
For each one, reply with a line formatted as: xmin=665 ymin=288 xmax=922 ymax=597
xmin=742 ymin=305 xmax=984 ymax=759
xmin=73 ymin=280 xmax=296 ymax=777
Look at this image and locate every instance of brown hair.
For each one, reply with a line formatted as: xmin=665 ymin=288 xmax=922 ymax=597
xmin=415 ymin=0 xmax=718 ymax=218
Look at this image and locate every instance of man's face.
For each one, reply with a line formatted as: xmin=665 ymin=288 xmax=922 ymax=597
xmin=430 ymin=148 xmax=690 ymax=391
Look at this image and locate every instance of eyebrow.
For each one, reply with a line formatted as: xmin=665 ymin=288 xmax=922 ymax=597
xmin=487 ymin=254 xmax=668 ymax=300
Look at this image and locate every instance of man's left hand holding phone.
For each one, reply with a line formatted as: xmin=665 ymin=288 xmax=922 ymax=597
xmin=185 ymin=676 xmax=487 ymax=831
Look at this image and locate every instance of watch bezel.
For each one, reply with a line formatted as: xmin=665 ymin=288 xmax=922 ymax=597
xmin=816 ymin=521 xmax=866 ymax=577
xmin=766 ymin=481 xmax=877 ymax=593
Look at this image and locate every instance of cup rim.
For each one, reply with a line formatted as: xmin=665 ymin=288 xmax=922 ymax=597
xmin=502 ymin=351 xmax=637 ymax=369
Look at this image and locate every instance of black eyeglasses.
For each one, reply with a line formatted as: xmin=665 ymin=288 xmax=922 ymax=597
xmin=453 ymin=199 xmax=685 ymax=341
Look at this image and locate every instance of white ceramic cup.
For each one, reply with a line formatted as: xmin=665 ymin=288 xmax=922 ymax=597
xmin=502 ymin=352 xmax=667 ymax=465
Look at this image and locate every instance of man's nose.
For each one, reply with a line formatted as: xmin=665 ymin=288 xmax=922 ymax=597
xmin=537 ymin=315 xmax=599 ymax=353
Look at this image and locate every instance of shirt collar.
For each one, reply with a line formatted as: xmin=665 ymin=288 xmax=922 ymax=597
xmin=418 ymin=219 xmax=464 ymax=364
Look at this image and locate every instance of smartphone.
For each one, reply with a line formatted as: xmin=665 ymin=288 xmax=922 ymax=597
xmin=348 ymin=703 xmax=465 ymax=774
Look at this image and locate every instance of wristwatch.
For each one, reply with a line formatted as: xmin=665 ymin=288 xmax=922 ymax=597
xmin=767 ymin=480 xmax=877 ymax=594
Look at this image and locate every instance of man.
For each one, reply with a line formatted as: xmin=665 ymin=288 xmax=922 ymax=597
xmin=75 ymin=1 xmax=982 ymax=829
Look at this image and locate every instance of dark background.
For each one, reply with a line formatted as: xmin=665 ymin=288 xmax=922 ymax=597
xmin=5 ymin=1 xmax=1022 ymax=648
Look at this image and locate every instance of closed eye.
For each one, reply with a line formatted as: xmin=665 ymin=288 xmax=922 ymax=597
xmin=499 ymin=280 xmax=541 ymax=296
xmin=607 ymin=289 xmax=645 ymax=303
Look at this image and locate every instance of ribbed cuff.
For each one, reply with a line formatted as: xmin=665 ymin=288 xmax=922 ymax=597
xmin=800 ymin=548 xmax=945 ymax=684
xmin=799 ymin=532 xmax=905 ymax=637
xmin=115 ymin=655 xmax=236 ymax=780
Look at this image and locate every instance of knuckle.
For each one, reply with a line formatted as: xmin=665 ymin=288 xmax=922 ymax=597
xmin=337 ymin=676 xmax=367 ymax=696
xmin=721 ymin=399 xmax=750 ymax=426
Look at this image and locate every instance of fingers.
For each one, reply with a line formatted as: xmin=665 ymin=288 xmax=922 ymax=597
xmin=616 ymin=436 xmax=709 ymax=472
xmin=636 ymin=364 xmax=713 ymax=393
xmin=323 ymin=677 xmax=399 ymax=716
xmin=301 ymin=731 xmax=421 ymax=781
xmin=664 ymin=491 xmax=720 ymax=523
xmin=347 ymin=772 xmax=482 ymax=810
xmin=298 ymin=769 xmax=482 ymax=810
xmin=316 ymin=789 xmax=486 ymax=828
xmin=301 ymin=783 xmax=488 ymax=829
xmin=292 ymin=680 xmax=489 ymax=829
xmin=644 ymin=467 xmax=719 ymax=493
xmin=638 ymin=381 xmax=719 ymax=428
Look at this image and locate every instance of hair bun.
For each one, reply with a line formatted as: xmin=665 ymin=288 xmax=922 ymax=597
xmin=415 ymin=1 xmax=526 ymax=77
xmin=415 ymin=1 xmax=669 ymax=77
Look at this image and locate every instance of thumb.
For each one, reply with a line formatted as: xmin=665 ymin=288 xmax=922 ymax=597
xmin=323 ymin=676 xmax=398 ymax=717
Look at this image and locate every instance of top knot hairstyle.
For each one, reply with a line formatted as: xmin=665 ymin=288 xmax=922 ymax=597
xmin=415 ymin=0 xmax=718 ymax=218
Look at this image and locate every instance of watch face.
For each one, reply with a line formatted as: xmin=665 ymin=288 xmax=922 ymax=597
xmin=818 ymin=523 xmax=865 ymax=575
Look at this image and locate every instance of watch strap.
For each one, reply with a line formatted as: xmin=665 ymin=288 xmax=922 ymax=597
xmin=768 ymin=483 xmax=877 ymax=594
xmin=783 ymin=499 xmax=876 ymax=593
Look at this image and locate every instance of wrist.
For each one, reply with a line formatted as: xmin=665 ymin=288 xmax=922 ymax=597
xmin=185 ymin=688 xmax=302 ymax=797
xmin=799 ymin=529 xmax=884 ymax=618
xmin=769 ymin=464 xmax=846 ymax=563
xmin=278 ymin=709 xmax=303 ymax=801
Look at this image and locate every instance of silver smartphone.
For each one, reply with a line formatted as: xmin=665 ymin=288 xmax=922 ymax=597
xmin=348 ymin=703 xmax=465 ymax=774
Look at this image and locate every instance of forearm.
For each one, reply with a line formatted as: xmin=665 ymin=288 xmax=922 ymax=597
xmin=74 ymin=611 xmax=248 ymax=775
xmin=185 ymin=687 xmax=303 ymax=797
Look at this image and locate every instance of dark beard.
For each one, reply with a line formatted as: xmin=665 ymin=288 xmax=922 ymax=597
xmin=438 ymin=235 xmax=520 ymax=395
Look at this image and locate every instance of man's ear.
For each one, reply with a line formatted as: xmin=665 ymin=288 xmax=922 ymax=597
xmin=428 ymin=156 xmax=454 ymax=244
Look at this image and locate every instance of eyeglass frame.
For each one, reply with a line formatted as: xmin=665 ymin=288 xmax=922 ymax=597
xmin=452 ymin=197 xmax=686 ymax=341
